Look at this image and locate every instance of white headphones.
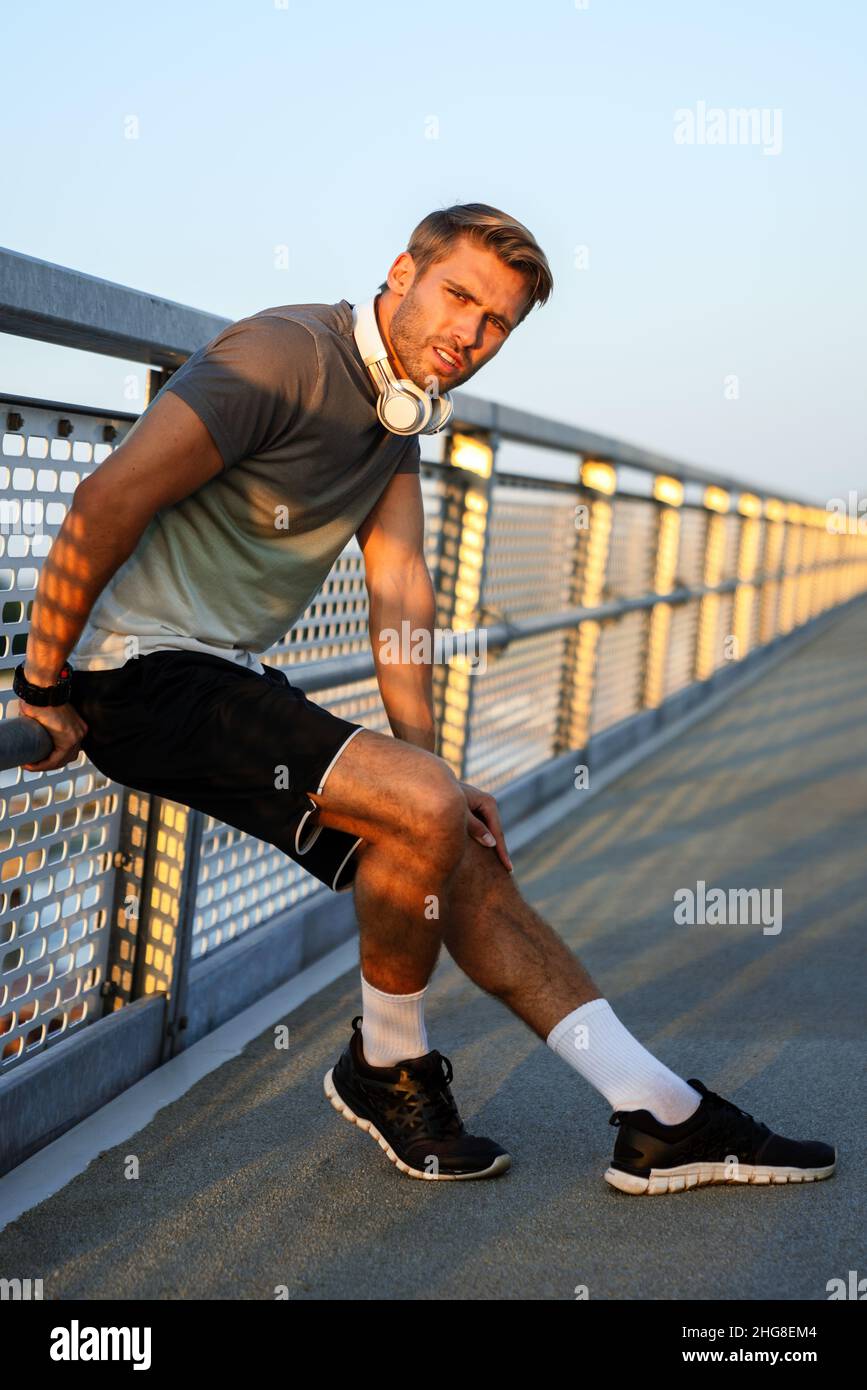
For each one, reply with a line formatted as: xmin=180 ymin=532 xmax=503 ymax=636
xmin=351 ymin=296 xmax=454 ymax=436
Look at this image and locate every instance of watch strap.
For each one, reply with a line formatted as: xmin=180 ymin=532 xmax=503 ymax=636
xmin=13 ymin=661 xmax=74 ymax=707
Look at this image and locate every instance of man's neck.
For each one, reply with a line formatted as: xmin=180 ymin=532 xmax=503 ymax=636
xmin=374 ymin=291 xmax=410 ymax=380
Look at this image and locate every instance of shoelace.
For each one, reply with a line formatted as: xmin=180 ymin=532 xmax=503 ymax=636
xmin=381 ymin=1056 xmax=460 ymax=1139
xmin=351 ymin=1017 xmax=462 ymax=1136
xmin=408 ymin=1053 xmax=462 ymax=1136
xmin=611 ymin=1083 xmax=761 ymax=1138
xmin=697 ymin=1088 xmax=770 ymax=1151
xmin=696 ymin=1086 xmax=755 ymax=1123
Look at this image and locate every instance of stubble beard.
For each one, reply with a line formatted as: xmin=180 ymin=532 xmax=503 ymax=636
xmin=390 ymin=290 xmax=457 ymax=395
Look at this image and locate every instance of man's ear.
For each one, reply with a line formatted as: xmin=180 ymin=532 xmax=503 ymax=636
xmin=386 ymin=251 xmax=416 ymax=297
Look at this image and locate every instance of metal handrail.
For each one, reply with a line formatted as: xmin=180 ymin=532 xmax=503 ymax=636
xmin=0 ymin=245 xmax=827 ymax=508
xmin=0 ymin=560 xmax=842 ymax=769
xmin=281 ymin=562 xmax=850 ymax=693
xmin=0 ymin=714 xmax=52 ymax=769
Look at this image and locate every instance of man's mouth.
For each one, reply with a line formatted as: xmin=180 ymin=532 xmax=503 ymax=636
xmin=431 ymin=344 xmax=462 ymax=374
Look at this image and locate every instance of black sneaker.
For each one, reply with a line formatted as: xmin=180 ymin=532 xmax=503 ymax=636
xmin=324 ymin=1016 xmax=511 ymax=1180
xmin=605 ymin=1078 xmax=837 ymax=1195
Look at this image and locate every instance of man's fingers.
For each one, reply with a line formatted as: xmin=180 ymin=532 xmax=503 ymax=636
xmin=467 ymin=813 xmax=494 ymax=843
xmin=475 ymin=797 xmax=513 ymax=873
xmin=16 ymin=704 xmax=87 ymax=773
xmin=23 ymin=742 xmax=81 ymax=772
xmin=459 ymin=781 xmax=514 ymax=873
xmin=467 ymin=810 xmax=513 ymax=874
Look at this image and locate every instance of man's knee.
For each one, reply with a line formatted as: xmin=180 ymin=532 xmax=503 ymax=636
xmin=351 ymin=788 xmax=465 ymax=882
xmin=404 ymin=763 xmax=466 ymax=859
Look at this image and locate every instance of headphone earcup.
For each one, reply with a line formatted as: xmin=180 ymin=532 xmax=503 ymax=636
xmin=378 ymin=382 xmax=433 ymax=435
xmin=427 ymin=394 xmax=454 ymax=433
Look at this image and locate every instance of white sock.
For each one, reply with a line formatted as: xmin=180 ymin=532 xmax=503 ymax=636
xmin=547 ymin=997 xmax=702 ymax=1126
xmin=359 ymin=973 xmax=430 ymax=1067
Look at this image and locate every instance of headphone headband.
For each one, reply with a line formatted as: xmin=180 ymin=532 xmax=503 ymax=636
xmin=351 ymin=296 xmax=454 ymax=437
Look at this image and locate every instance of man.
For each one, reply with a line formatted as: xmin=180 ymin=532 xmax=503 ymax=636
xmin=17 ymin=203 xmax=835 ymax=1192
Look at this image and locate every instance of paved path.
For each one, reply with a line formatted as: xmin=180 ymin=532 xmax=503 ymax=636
xmin=2 ymin=603 xmax=866 ymax=1300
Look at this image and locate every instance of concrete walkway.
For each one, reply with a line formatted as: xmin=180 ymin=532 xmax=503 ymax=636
xmin=2 ymin=602 xmax=866 ymax=1300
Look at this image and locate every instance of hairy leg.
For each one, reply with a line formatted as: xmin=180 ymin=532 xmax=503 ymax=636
xmin=438 ymin=833 xmax=602 ymax=1039
xmin=305 ymin=729 xmax=466 ymax=993
xmin=305 ymin=729 xmax=600 ymax=1029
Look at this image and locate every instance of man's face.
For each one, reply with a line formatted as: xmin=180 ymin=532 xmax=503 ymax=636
xmin=379 ymin=238 xmax=530 ymax=395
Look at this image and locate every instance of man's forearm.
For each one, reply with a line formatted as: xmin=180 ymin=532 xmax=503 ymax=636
xmin=23 ymin=488 xmax=143 ymax=685
xmin=368 ymin=567 xmax=438 ymax=754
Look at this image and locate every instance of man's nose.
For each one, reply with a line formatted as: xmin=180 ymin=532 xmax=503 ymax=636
xmin=451 ymin=318 xmax=481 ymax=352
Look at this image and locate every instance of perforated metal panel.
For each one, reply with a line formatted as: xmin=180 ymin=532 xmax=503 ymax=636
xmin=590 ymin=608 xmax=647 ymax=734
xmin=658 ymin=507 xmax=706 ymax=696
xmin=712 ymin=592 xmax=736 ymax=667
xmin=462 ymin=631 xmax=568 ymax=792
xmin=588 ymin=497 xmax=658 ymax=733
xmin=462 ymin=481 xmax=577 ymax=791
xmin=759 ymin=520 xmax=785 ymax=641
xmin=720 ymin=512 xmax=743 ymax=580
xmin=605 ymin=497 xmax=657 ymax=597
xmin=1 ymin=403 xmax=133 ymax=1072
xmin=676 ymin=507 xmax=708 ymax=588
xmin=0 ymin=755 xmax=121 ymax=1070
xmin=662 ymin=599 xmax=700 ymax=697
xmin=479 ymin=482 xmax=577 ymax=619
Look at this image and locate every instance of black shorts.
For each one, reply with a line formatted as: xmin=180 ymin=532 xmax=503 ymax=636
xmin=69 ymin=650 xmax=366 ymax=893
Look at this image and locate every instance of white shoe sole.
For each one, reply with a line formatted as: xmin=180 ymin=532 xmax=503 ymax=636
xmin=604 ymin=1158 xmax=837 ymax=1195
xmin=323 ymin=1067 xmax=511 ymax=1181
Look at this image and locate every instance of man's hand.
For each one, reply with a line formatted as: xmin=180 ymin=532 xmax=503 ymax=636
xmin=18 ymin=701 xmax=89 ymax=772
xmin=459 ymin=780 xmax=514 ymax=874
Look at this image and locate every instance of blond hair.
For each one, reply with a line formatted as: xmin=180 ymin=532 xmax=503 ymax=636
xmin=380 ymin=202 xmax=553 ymax=326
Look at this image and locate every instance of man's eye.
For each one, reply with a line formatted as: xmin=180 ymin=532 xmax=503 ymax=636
xmin=449 ymin=288 xmax=504 ymax=332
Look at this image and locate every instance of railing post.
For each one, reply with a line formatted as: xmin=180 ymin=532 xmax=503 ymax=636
xmin=797 ymin=508 xmax=819 ymax=624
xmin=556 ymin=460 xmax=616 ymax=751
xmin=431 ymin=432 xmax=496 ymax=779
xmin=695 ymin=487 xmax=730 ymax=680
xmin=759 ymin=498 xmax=786 ymax=642
xmin=146 ymin=365 xmax=176 ymax=406
xmin=643 ymin=475 xmax=684 ymax=707
xmin=158 ymin=807 xmax=204 ymax=1062
xmin=732 ymin=492 xmax=763 ymax=659
xmin=815 ymin=507 xmax=833 ymax=615
xmin=121 ymin=791 xmax=204 ymax=1060
xmin=777 ymin=504 xmax=803 ymax=634
xmin=99 ymin=785 xmax=160 ymax=1016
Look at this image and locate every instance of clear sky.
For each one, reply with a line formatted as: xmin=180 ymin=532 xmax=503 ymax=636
xmin=1 ymin=0 xmax=863 ymax=503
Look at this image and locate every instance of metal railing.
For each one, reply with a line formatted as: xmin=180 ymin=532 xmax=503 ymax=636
xmin=1 ymin=247 xmax=866 ymax=1166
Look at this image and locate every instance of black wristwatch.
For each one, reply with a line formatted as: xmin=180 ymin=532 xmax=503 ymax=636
xmin=13 ymin=661 xmax=75 ymax=707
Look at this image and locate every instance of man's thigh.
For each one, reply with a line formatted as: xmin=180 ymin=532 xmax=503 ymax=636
xmin=305 ymin=725 xmax=463 ymax=844
xmin=70 ymin=650 xmax=371 ymax=893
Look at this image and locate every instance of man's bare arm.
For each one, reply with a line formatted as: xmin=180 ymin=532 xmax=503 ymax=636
xmin=24 ymin=391 xmax=224 ymax=687
xmin=356 ymin=471 xmax=437 ymax=753
xmin=18 ymin=391 xmax=225 ymax=771
xmin=355 ymin=471 xmax=513 ymax=870
xmin=367 ymin=561 xmax=437 ymax=752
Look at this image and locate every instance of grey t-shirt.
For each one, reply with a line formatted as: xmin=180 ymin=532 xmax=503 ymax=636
xmin=70 ymin=299 xmax=420 ymax=674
